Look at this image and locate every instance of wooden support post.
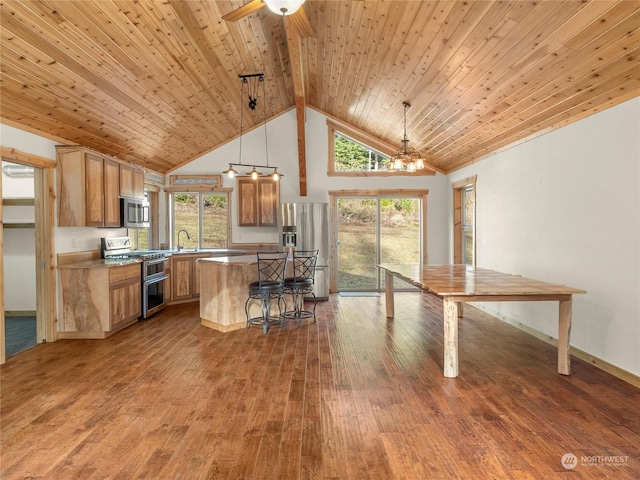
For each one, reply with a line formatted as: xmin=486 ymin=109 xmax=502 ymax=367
xmin=558 ymin=296 xmax=572 ymax=375
xmin=443 ymin=297 xmax=459 ymax=378
xmin=384 ymin=270 xmax=394 ymax=318
xmin=456 ymin=302 xmax=464 ymax=318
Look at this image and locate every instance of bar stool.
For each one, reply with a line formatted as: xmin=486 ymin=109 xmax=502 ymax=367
xmin=283 ymin=249 xmax=318 ymax=327
xmin=245 ymin=252 xmax=289 ymax=334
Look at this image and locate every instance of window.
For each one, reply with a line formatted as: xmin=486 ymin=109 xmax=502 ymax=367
xmin=336 ymin=196 xmax=423 ymax=291
xmin=334 ymin=132 xmax=392 ymax=172
xmin=327 ymin=119 xmax=435 ymax=177
xmin=170 ymin=192 xmax=229 ymax=249
xmin=329 ymin=189 xmax=428 ymax=293
xmin=129 ymin=191 xmax=151 ymax=251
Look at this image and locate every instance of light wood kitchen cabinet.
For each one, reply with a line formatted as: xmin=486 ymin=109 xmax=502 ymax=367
xmin=238 ymin=177 xmax=279 ymax=227
xmin=172 ymin=255 xmax=193 ymax=301
xmin=120 ymin=163 xmax=145 ymax=199
xmin=103 ymin=158 xmax=121 ymax=227
xmin=84 ymin=153 xmax=104 ymax=226
xmin=58 ymin=262 xmax=141 ymax=339
xmin=109 ymin=265 xmax=141 ymax=330
xmin=56 ymin=146 xmax=121 ymax=227
xmin=171 ymin=253 xmax=211 ymax=301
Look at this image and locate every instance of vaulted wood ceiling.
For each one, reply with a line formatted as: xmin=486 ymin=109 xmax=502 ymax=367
xmin=1 ymin=1 xmax=638 ymax=174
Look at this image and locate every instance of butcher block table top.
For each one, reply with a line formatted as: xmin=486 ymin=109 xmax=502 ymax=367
xmin=378 ymin=264 xmax=586 ymax=378
xmin=378 ymin=264 xmax=586 ymax=299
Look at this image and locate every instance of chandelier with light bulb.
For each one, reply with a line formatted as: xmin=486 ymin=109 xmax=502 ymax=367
xmin=222 ymin=73 xmax=283 ymax=181
xmin=388 ymin=102 xmax=426 ymax=172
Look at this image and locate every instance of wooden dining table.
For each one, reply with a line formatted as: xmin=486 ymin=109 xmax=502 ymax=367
xmin=378 ymin=264 xmax=586 ymax=378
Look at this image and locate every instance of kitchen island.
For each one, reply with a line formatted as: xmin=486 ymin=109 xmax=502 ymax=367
xmin=198 ymin=255 xmax=263 ymax=332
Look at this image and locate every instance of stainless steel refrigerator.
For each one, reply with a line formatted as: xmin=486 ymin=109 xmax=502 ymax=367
xmin=279 ymin=203 xmax=330 ymax=300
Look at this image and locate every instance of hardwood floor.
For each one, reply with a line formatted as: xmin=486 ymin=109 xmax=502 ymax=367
xmin=1 ymin=294 xmax=639 ymax=479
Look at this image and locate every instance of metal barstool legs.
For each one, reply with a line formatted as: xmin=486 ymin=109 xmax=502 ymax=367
xmin=283 ymin=250 xmax=318 ymax=328
xmin=245 ymin=292 xmax=285 ymax=334
xmin=285 ymin=289 xmax=316 ymax=327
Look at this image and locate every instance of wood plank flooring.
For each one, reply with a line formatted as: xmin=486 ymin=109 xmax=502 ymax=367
xmin=1 ymin=293 xmax=639 ymax=479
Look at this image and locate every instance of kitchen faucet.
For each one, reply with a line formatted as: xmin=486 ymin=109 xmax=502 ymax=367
xmin=177 ymin=229 xmax=191 ymax=251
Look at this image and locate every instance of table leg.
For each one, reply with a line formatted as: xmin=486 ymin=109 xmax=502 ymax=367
xmin=558 ymin=296 xmax=572 ymax=375
xmin=457 ymin=302 xmax=464 ymax=318
xmin=443 ymin=297 xmax=459 ymax=378
xmin=385 ymin=270 xmax=395 ymax=318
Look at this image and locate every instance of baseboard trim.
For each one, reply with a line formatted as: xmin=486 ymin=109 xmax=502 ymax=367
xmin=200 ymin=318 xmax=245 ymax=333
xmin=470 ymin=304 xmax=640 ymax=389
xmin=4 ymin=310 xmax=37 ymax=317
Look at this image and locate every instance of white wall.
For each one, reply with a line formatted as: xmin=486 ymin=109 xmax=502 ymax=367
xmin=171 ymin=108 xmax=451 ymax=263
xmin=448 ymin=97 xmax=640 ymax=376
xmin=3 ymin=229 xmax=36 ymax=311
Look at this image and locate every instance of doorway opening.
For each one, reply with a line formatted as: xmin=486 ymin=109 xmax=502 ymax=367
xmin=452 ymin=176 xmax=476 ymax=266
xmin=0 ymin=151 xmax=56 ymax=365
xmin=330 ymin=190 xmax=428 ymax=293
xmin=2 ymin=161 xmax=37 ymax=356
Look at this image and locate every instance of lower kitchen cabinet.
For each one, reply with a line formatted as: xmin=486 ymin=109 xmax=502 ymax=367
xmin=109 ymin=267 xmax=142 ymax=330
xmin=58 ymin=263 xmax=141 ymax=339
xmin=170 ymin=253 xmax=211 ymax=302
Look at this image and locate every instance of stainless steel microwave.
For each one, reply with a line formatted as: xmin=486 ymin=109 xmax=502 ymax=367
xmin=121 ymin=198 xmax=150 ymax=228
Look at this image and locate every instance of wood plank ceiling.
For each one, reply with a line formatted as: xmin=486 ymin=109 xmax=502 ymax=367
xmin=1 ymin=1 xmax=639 ymax=174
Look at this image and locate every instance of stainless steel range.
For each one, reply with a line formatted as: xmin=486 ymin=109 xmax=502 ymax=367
xmin=101 ymin=237 xmax=170 ymax=319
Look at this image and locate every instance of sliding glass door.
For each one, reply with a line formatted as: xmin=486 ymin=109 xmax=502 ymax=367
xmin=337 ymin=196 xmax=421 ymax=291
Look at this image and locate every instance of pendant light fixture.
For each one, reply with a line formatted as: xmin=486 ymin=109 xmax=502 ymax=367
xmin=388 ymin=102 xmax=426 ymax=172
xmin=223 ymin=73 xmax=283 ymax=180
xmin=264 ymin=0 xmax=305 ymax=16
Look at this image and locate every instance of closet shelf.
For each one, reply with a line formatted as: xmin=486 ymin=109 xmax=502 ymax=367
xmin=3 ymin=222 xmax=35 ymax=229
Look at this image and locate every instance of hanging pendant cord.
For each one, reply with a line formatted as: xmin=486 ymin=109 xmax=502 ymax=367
xmin=403 ymin=102 xmax=408 ymax=153
xmin=262 ymin=76 xmax=269 ymax=168
xmin=239 ymin=78 xmax=245 ymax=166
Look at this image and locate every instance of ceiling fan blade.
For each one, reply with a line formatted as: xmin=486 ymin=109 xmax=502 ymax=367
xmin=222 ymin=0 xmax=265 ymax=22
xmin=288 ymin=7 xmax=315 ymax=38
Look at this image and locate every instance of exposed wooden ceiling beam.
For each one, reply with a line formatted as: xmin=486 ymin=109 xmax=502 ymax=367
xmin=285 ymin=16 xmax=308 ymax=197
xmin=289 ymin=7 xmax=315 ymax=38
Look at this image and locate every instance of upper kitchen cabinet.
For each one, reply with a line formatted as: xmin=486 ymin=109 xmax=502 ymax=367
xmin=57 ymin=145 xmax=146 ymax=226
xmin=119 ymin=163 xmax=145 ymax=199
xmin=103 ymin=158 xmax=121 ymax=227
xmin=56 ymin=145 xmax=121 ymax=227
xmin=238 ymin=177 xmax=279 ymax=227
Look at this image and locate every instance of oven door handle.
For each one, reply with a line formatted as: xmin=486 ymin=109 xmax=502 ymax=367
xmin=145 ymin=275 xmax=169 ymax=284
xmin=145 ymin=257 xmax=168 ymax=267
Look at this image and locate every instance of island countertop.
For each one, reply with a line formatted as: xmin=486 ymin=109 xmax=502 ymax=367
xmin=196 ymin=254 xmax=259 ymax=266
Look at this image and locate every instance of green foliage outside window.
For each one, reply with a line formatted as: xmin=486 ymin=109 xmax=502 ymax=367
xmin=334 ymin=132 xmax=391 ymax=172
xmin=337 ymin=198 xmax=419 ymax=226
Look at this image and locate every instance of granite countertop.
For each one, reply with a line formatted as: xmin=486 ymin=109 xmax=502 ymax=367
xmin=58 ymin=248 xmax=277 ymax=268
xmin=57 ymin=258 xmax=142 ymax=269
